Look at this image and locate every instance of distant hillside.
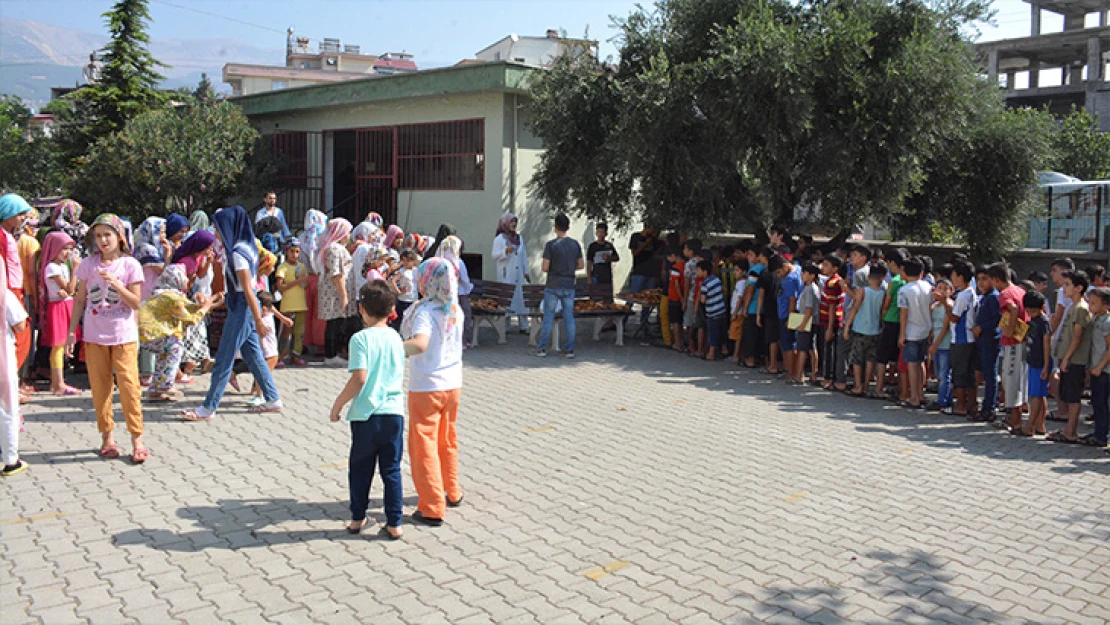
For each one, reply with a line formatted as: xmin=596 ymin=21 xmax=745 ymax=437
xmin=0 ymin=18 xmax=282 ymax=107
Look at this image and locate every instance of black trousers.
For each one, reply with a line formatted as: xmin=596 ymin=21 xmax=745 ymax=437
xmin=325 ymin=318 xmax=346 ymax=359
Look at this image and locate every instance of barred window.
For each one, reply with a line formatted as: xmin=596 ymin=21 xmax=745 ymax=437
xmin=397 ymin=119 xmax=484 ymax=190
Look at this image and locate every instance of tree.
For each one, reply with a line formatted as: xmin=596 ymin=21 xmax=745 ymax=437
xmin=71 ymin=100 xmax=260 ymax=220
xmin=56 ymin=0 xmax=168 ymax=162
xmin=528 ymin=0 xmax=1040 ymax=251
xmin=1052 ymin=107 xmax=1110 ymax=181
xmin=194 ymin=73 xmax=218 ymax=104
xmin=0 ymin=95 xmax=66 ymax=198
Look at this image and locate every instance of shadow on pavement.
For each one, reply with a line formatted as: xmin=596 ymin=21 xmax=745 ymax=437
xmin=113 ymin=497 xmax=418 ymax=551
xmin=742 ymin=548 xmax=1007 ymax=623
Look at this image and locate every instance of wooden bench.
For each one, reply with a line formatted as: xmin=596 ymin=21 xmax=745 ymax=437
xmin=523 ymin=283 xmax=630 ymax=348
xmin=469 ymin=280 xmax=515 ymax=346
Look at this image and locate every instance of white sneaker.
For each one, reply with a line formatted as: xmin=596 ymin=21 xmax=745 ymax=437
xmin=324 ymin=356 xmax=348 ymax=367
xmin=564 ymin=351 xmax=575 ymax=359
xmin=536 ymin=350 xmax=547 ymax=358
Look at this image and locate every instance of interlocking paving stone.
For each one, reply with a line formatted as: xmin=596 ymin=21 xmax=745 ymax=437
xmin=3 ymin=330 xmax=1110 ymax=623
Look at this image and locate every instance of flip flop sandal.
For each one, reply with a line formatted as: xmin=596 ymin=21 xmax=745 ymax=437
xmin=180 ymin=409 xmax=213 ymax=422
xmin=347 ymin=519 xmax=368 ymax=535
xmin=1047 ymin=431 xmax=1079 ymax=443
xmin=377 ymin=527 xmax=403 ymax=541
xmin=131 ymin=448 xmax=150 ymax=464
xmin=53 ymin=386 xmax=81 ymax=397
xmin=900 ymin=401 xmax=923 ymax=409
xmin=1077 ymin=435 xmax=1108 ymax=447
xmin=99 ymin=444 xmax=121 ymax=459
xmin=1009 ymin=426 xmax=1033 ymax=436
xmin=1045 ymin=411 xmax=1068 ymax=422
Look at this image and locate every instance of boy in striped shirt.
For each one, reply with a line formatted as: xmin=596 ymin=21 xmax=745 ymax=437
xmin=698 ymin=260 xmax=727 ymax=361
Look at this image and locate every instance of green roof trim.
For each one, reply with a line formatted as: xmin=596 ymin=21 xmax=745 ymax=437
xmin=232 ymin=61 xmax=537 ymax=117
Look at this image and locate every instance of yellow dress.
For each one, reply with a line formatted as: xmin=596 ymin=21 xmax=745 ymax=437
xmin=139 ymin=291 xmax=206 ymax=343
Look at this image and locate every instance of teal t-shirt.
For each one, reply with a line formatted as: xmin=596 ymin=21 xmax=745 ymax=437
xmin=346 ymin=326 xmax=406 ymax=420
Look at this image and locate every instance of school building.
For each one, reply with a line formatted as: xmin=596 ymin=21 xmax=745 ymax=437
xmin=231 ymin=60 xmax=635 ymax=285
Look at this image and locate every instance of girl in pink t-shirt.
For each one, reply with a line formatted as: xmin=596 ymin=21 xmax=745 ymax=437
xmin=67 ymin=214 xmax=148 ymax=464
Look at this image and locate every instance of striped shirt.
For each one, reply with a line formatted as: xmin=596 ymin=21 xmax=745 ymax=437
xmin=701 ymin=275 xmax=727 ymax=318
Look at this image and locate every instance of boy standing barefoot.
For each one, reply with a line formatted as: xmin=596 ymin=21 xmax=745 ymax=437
xmin=329 ymin=281 xmax=406 ymax=539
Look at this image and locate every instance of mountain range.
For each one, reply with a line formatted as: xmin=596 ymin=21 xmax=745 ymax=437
xmin=0 ymin=18 xmax=284 ymax=108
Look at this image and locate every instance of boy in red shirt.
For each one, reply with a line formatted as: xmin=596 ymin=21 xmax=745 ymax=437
xmin=667 ymin=249 xmax=685 ymax=352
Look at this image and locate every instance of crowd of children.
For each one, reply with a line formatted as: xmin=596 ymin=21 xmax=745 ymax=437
xmin=0 ymin=192 xmax=473 ymax=537
xmin=655 ymin=234 xmax=1110 ymax=448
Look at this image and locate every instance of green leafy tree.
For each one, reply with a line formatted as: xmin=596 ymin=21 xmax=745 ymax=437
xmin=528 ymin=0 xmax=1039 ymax=250
xmin=71 ymin=100 xmax=260 ymax=220
xmin=0 ymin=95 xmax=66 ymax=198
xmin=1052 ymin=107 xmax=1110 ymax=180
xmin=56 ymin=0 xmax=168 ymax=162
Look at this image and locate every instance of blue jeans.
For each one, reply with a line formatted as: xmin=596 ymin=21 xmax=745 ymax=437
xmin=349 ymin=416 xmax=404 ymax=527
xmin=934 ymin=349 xmax=952 ymax=407
xmin=203 ymin=290 xmax=279 ymax=411
xmin=1092 ymin=373 xmax=1109 ymax=444
xmin=977 ymin=339 xmax=999 ymax=413
xmin=538 ymin=288 xmax=576 ymax=352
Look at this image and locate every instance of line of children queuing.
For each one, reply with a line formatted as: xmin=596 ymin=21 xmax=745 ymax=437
xmin=658 ymin=234 xmax=1110 ymax=448
xmin=1 ymin=195 xmax=475 ymax=533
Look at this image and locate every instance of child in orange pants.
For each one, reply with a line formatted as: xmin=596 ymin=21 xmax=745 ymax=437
xmin=401 ymin=258 xmax=465 ymax=526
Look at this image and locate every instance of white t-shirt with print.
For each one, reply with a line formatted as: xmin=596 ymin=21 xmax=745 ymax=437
xmin=44 ymin=263 xmax=72 ymax=302
xmin=407 ymin=306 xmax=463 ymax=392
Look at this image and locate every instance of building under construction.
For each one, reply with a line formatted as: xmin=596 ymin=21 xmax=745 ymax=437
xmin=975 ymin=0 xmax=1110 ymax=129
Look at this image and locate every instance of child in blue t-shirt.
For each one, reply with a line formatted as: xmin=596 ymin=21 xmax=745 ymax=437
xmin=329 ymin=280 xmax=406 ymax=540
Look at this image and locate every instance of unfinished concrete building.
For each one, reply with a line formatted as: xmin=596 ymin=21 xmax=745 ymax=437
xmin=975 ymin=0 xmax=1110 ymax=130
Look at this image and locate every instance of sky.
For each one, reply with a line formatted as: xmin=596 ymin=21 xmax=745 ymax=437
xmin=0 ymin=0 xmax=1091 ymax=70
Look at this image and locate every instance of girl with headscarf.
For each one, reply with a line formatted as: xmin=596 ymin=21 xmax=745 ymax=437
xmin=181 ymin=206 xmax=282 ymax=420
xmin=67 ymin=214 xmax=148 ymax=463
xmin=301 ymin=209 xmax=329 ymax=356
xmin=492 ymin=212 xmax=531 ymax=332
xmin=164 ymin=213 xmax=190 ymax=245
xmin=171 ymin=229 xmax=218 ymax=381
xmin=51 ymin=199 xmax=90 ymax=257
xmin=134 ymin=217 xmax=169 ymax=300
xmin=384 ymin=225 xmax=404 ymax=251
xmin=39 ymin=232 xmax=81 ymax=396
xmin=189 ymin=209 xmax=210 ymax=233
xmin=139 ymin=265 xmax=213 ymax=402
xmin=349 ymin=222 xmax=377 ymax=307
xmin=364 ymin=211 xmax=384 ymax=230
xmin=0 ymin=194 xmax=33 ymax=379
xmin=1 ymin=236 xmax=28 ymax=476
xmin=400 ymin=257 xmax=465 ymax=526
xmin=425 ymin=223 xmax=455 ymax=259
xmin=437 ymin=235 xmax=474 ymax=346
xmin=317 ymin=218 xmax=354 ymax=365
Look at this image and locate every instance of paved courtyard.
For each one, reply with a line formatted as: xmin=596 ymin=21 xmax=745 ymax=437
xmin=3 ymin=329 xmax=1110 ymax=624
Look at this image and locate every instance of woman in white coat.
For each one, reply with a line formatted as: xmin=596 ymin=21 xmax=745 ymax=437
xmin=491 ymin=213 xmax=531 ymax=332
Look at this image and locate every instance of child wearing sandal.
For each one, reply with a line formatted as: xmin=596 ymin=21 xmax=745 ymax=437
xmin=138 ymin=265 xmax=212 ymax=402
xmin=38 ymin=232 xmax=81 ymax=396
xmin=66 ymin=214 xmax=148 ymax=464
xmin=181 ymin=206 xmax=283 ymax=421
xmin=402 ymin=257 xmax=465 ymax=527
xmin=329 ymin=281 xmax=405 ymax=539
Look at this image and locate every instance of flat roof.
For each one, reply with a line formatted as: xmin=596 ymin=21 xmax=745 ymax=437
xmin=1026 ymin=0 xmax=1110 ymax=16
xmin=974 ymin=25 xmax=1110 ymax=69
xmin=231 ymin=61 xmax=537 ymax=117
xmin=475 ymin=35 xmax=597 ymax=56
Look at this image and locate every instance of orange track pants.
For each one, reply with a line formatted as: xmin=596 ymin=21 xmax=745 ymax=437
xmin=407 ymin=389 xmax=462 ymax=519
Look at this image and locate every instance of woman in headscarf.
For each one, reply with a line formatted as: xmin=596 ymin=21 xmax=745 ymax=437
xmin=437 ymin=236 xmax=474 ymax=347
xmin=364 ymin=211 xmax=384 ymax=230
xmin=349 ymin=222 xmax=376 ymax=308
xmin=491 ymin=212 xmax=531 ymax=333
xmin=425 ymin=223 xmax=455 ymax=259
xmin=0 ymin=194 xmax=33 ymax=385
xmin=1 ymin=235 xmax=28 ymax=475
xmin=182 ymin=206 xmax=282 ymax=420
xmin=171 ymin=230 xmax=218 ymax=381
xmin=384 ymin=225 xmax=404 ymax=251
xmin=401 ymin=257 xmax=465 ymax=525
xmin=301 ymin=209 xmax=329 ymax=357
xmin=317 ymin=218 xmax=354 ymax=365
xmin=164 ymin=213 xmax=190 ymax=246
xmin=51 ymin=199 xmax=90 ymax=257
xmin=189 ymin=209 xmax=210 ymax=233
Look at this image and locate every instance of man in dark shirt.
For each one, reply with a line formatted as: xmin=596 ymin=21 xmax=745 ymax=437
xmin=628 ymin=227 xmax=660 ymax=293
xmin=538 ymin=214 xmax=584 ymax=359
xmin=586 ymin=223 xmax=620 ymax=294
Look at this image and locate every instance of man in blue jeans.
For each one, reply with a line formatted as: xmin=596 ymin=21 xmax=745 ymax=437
xmin=537 ymin=214 xmax=584 ymax=359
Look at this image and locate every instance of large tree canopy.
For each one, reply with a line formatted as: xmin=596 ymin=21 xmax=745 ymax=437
xmin=528 ymin=0 xmax=1047 ymax=258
